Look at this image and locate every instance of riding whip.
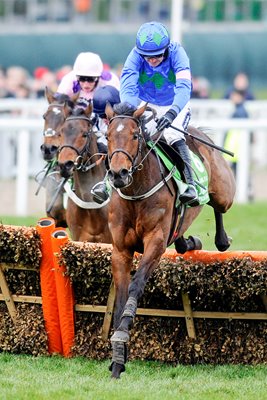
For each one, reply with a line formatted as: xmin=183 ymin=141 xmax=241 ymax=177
xmin=170 ymin=124 xmax=234 ymax=157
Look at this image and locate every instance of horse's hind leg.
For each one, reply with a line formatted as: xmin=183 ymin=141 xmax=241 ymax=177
xmin=175 ymin=235 xmax=202 ymax=254
xmin=214 ymin=210 xmax=232 ymax=252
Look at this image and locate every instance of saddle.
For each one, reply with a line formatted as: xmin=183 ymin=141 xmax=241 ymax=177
xmin=147 ymin=139 xmax=210 ymax=246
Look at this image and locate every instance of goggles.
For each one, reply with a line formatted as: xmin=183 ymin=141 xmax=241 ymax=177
xmin=78 ymin=76 xmax=99 ymax=83
xmin=143 ymin=53 xmax=164 ymax=60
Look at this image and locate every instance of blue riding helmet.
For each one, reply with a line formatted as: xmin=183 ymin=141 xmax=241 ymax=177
xmin=135 ymin=21 xmax=170 ymax=56
xmin=93 ymin=85 xmax=120 ymax=116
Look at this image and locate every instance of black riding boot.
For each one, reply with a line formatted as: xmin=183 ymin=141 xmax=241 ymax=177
xmin=97 ymin=141 xmax=107 ymax=154
xmin=91 ymin=141 xmax=109 ymax=204
xmin=172 ymin=140 xmax=200 ymax=207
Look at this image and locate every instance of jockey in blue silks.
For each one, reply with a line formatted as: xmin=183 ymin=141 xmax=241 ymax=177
xmin=91 ymin=21 xmax=199 ymax=207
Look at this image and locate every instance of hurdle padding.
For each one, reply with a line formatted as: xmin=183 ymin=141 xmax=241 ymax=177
xmin=0 ymin=221 xmax=267 ymax=364
xmin=62 ymin=242 xmax=267 ymax=340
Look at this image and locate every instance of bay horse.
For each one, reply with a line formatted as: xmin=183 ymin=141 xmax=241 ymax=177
xmin=104 ymin=102 xmax=235 ymax=378
xmin=56 ymin=103 xmax=111 ymax=243
xmin=39 ymin=87 xmax=77 ymax=227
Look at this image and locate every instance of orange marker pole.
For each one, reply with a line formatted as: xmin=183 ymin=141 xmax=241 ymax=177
xmin=51 ymin=228 xmax=75 ymax=357
xmin=36 ymin=218 xmax=63 ymax=355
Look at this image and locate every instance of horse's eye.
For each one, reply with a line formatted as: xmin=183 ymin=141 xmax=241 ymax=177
xmin=82 ymin=133 xmax=87 ymax=138
xmin=42 ymin=114 xmax=46 ymax=120
xmin=133 ymin=132 xmax=139 ymax=140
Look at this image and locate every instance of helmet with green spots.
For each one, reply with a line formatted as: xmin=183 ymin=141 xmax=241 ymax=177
xmin=135 ymin=21 xmax=170 ymax=56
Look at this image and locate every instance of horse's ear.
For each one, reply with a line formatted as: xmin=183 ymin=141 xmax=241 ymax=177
xmin=133 ymin=103 xmax=147 ymax=119
xmin=84 ymin=102 xmax=93 ymax=117
xmin=45 ymin=86 xmax=56 ymax=104
xmin=105 ymin=102 xmax=115 ymax=121
xmin=63 ymin=100 xmax=72 ymax=116
xmin=70 ymin=91 xmax=80 ymax=104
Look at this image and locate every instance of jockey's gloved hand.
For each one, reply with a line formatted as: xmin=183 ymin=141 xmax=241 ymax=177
xmin=156 ymin=109 xmax=177 ymax=131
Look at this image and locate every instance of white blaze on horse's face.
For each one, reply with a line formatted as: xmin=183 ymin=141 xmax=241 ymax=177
xmin=116 ymin=122 xmax=125 ymax=133
xmin=52 ymin=107 xmax=61 ymax=115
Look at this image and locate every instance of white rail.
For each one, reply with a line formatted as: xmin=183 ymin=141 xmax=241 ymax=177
xmin=0 ymin=99 xmax=266 ymax=215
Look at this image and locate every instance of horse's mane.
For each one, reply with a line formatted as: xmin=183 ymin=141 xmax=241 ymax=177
xmin=54 ymin=93 xmax=75 ymax=108
xmin=71 ymin=107 xmax=87 ymax=117
xmin=113 ymin=102 xmax=149 ymax=139
xmin=113 ymin=102 xmax=137 ymax=116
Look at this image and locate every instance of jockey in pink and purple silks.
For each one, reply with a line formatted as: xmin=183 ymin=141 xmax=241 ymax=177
xmin=92 ymin=21 xmax=199 ymax=207
xmin=57 ymin=52 xmax=120 ymax=109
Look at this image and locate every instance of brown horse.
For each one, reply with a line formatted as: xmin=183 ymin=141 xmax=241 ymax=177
xmin=56 ymin=104 xmax=111 ymax=243
xmin=39 ymin=87 xmax=77 ymax=227
xmin=104 ymin=102 xmax=235 ymax=378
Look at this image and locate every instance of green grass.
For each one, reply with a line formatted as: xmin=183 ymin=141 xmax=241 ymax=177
xmin=186 ymin=201 xmax=267 ymax=251
xmin=1 ymin=201 xmax=267 ymax=251
xmin=0 ymin=354 xmax=266 ymax=400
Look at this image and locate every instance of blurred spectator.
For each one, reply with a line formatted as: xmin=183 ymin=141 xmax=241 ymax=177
xmin=191 ymin=76 xmax=210 ymax=99
xmin=32 ymin=67 xmax=58 ymax=98
xmin=223 ymin=89 xmax=254 ymax=201
xmin=55 ymin=64 xmax=72 ymax=82
xmin=223 ymin=72 xmax=255 ymax=100
xmin=0 ymin=67 xmax=14 ymax=98
xmin=73 ymin=0 xmax=92 ymax=14
xmin=14 ymin=83 xmax=31 ymax=98
xmin=5 ymin=66 xmax=30 ymax=98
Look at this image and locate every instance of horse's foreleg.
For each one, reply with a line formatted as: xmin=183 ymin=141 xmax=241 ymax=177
xmin=110 ymin=246 xmax=133 ymax=378
xmin=110 ymin=241 xmax=164 ymax=379
xmin=214 ymin=210 xmax=232 ymax=252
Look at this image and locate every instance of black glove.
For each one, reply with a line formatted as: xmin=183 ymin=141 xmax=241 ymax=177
xmin=156 ymin=109 xmax=178 ymax=131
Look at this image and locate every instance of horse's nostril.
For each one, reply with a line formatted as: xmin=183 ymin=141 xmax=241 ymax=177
xmin=120 ymin=169 xmax=129 ymax=179
xmin=51 ymin=146 xmax=59 ymax=154
xmin=65 ymin=161 xmax=74 ymax=170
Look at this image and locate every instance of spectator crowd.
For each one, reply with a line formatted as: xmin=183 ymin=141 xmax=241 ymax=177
xmin=0 ymin=62 xmax=122 ymax=100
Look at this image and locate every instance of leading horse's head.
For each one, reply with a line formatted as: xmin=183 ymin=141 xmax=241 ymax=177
xmin=105 ymin=102 xmax=147 ymax=188
xmin=57 ymin=103 xmax=96 ymax=179
xmin=41 ymin=87 xmax=78 ymax=161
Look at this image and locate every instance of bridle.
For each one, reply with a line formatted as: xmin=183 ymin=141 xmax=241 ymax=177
xmin=108 ymin=115 xmax=148 ymax=175
xmin=107 ymin=114 xmax=176 ymax=200
xmin=43 ymin=102 xmax=68 ymax=137
xmin=57 ymin=115 xmax=97 ymax=172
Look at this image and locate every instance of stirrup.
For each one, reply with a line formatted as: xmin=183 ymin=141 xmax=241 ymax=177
xmin=179 ymin=185 xmax=200 ymax=207
xmin=91 ymin=182 xmax=109 ymax=205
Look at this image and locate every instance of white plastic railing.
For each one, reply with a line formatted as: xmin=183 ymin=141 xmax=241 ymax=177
xmin=0 ymin=99 xmax=266 ymax=215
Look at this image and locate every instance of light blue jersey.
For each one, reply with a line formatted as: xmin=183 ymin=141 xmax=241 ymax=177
xmin=120 ymin=42 xmax=192 ymax=114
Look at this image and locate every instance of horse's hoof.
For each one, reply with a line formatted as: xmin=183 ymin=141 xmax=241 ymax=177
xmin=216 ymin=236 xmax=232 ymax=252
xmin=188 ymin=235 xmax=202 ymax=251
xmin=109 ymin=362 xmax=125 ymax=379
